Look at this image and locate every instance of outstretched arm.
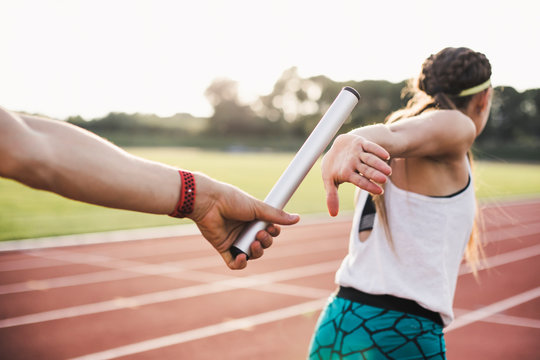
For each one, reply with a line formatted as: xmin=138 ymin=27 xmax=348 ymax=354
xmin=0 ymin=107 xmax=299 ymax=269
xmin=0 ymin=108 xmax=182 ymax=214
xmin=322 ymin=110 xmax=476 ymax=215
xmin=347 ymin=110 xmax=476 ymax=158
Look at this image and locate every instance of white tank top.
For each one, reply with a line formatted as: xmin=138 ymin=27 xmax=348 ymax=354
xmin=335 ymin=167 xmax=476 ymax=327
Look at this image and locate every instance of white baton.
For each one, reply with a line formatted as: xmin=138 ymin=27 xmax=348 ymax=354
xmin=230 ymin=86 xmax=360 ymax=259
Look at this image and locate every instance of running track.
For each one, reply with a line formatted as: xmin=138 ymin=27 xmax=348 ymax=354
xmin=0 ymin=198 xmax=539 ymax=359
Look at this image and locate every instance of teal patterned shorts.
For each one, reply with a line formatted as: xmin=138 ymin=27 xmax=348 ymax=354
xmin=308 ymin=295 xmax=446 ymax=360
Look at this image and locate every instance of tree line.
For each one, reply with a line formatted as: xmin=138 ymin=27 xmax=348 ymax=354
xmin=68 ymin=67 xmax=540 ymax=160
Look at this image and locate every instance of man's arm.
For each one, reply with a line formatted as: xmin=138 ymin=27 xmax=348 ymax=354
xmin=0 ymin=108 xmax=180 ymax=214
xmin=0 ymin=107 xmax=299 ymax=269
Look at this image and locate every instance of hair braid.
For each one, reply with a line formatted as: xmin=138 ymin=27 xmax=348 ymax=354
xmin=388 ymin=47 xmax=492 ymax=123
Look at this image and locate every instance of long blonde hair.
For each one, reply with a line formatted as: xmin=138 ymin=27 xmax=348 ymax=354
xmin=373 ymin=47 xmax=491 ymax=275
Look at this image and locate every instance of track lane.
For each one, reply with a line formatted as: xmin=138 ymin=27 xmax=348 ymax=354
xmin=0 ymin=198 xmax=538 ymax=359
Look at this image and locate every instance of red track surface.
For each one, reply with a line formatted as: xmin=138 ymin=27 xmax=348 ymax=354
xmin=0 ymin=198 xmax=539 ymax=359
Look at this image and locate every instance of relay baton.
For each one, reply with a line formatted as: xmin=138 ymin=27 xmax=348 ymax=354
xmin=230 ymin=86 xmax=360 ymax=259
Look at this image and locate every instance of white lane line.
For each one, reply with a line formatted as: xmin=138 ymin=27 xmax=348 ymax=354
xmin=445 ymin=286 xmax=540 ymax=332
xmin=2 ymin=236 xmax=537 ymax=329
xmin=0 ymin=224 xmax=201 ymax=252
xmin=255 ymin=283 xmax=331 ymax=299
xmin=1 ymin=240 xmax=538 ymax=358
xmin=71 ymin=286 xmax=540 ymax=360
xmin=483 ymin=222 xmax=540 ymax=243
xmin=480 ymin=196 xmax=540 ymax=210
xmin=0 ymin=257 xmax=69 ymax=272
xmin=2 ymin=228 xmax=536 ymax=297
xmin=0 ymin=219 xmax=351 ymax=273
xmin=0 ymin=269 xmax=138 ymax=295
xmin=479 ymin=313 xmax=540 ymax=329
xmin=0 ymin=247 xmax=209 ymax=272
xmin=0 ymin=213 xmax=353 ymax=252
xmin=0 ymin=260 xmax=341 ymax=329
xmin=459 ymin=243 xmax=540 ymax=275
xmin=0 ymin=236 xmax=347 ymax=295
xmin=69 ymin=298 xmax=327 ymax=360
xmin=1 ymin=208 xmax=536 ymax=273
xmin=454 ymin=308 xmax=540 ymax=329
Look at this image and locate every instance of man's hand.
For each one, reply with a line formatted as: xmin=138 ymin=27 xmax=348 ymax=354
xmin=189 ymin=173 xmax=300 ymax=270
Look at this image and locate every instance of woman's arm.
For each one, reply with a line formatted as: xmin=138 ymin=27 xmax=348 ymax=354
xmin=321 ymin=110 xmax=476 ymax=216
xmin=348 ymin=110 xmax=476 ymax=158
xmin=0 ymin=107 xmax=299 ymax=269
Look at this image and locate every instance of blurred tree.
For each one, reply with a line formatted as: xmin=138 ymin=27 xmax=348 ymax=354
xmin=256 ymin=67 xmax=326 ymax=136
xmin=60 ymin=69 xmax=537 ymax=159
xmin=343 ymin=79 xmax=407 ymax=132
xmin=204 ymin=78 xmax=275 ymax=135
xmin=480 ymin=87 xmax=523 ymax=143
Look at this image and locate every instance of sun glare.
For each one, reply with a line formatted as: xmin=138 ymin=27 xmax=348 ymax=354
xmin=0 ymin=0 xmax=538 ymax=119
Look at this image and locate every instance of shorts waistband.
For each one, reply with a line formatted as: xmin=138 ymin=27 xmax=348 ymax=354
xmin=337 ymin=286 xmax=443 ymax=326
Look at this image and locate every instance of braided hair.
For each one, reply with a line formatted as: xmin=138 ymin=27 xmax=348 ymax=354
xmin=388 ymin=47 xmax=492 ymax=122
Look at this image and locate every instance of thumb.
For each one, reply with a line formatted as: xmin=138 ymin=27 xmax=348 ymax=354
xmin=252 ymin=200 xmax=300 ymax=225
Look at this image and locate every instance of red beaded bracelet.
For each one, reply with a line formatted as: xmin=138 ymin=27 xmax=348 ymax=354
xmin=169 ymin=170 xmax=196 ymax=218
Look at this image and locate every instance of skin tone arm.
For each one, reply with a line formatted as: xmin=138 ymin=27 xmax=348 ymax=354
xmin=322 ymin=108 xmax=483 ymax=216
xmin=0 ymin=107 xmax=299 ymax=269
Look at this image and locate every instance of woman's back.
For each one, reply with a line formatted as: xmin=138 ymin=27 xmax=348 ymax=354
xmin=337 ymin=156 xmax=476 ymax=326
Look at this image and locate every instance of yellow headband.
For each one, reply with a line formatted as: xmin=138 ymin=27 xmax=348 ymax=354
xmin=458 ymin=79 xmax=491 ymax=97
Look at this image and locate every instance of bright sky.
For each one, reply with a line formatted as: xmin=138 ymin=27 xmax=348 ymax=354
xmin=1 ymin=0 xmax=538 ymax=119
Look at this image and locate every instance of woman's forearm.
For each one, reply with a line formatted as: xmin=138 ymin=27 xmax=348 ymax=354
xmin=348 ymin=124 xmax=402 ymax=155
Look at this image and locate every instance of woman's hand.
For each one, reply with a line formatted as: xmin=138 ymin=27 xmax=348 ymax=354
xmin=188 ymin=173 xmax=300 ymax=270
xmin=322 ymin=134 xmax=392 ymax=216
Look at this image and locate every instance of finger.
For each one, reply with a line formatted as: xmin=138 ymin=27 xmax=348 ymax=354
xmin=349 ymin=173 xmax=384 ymax=195
xmin=361 ymin=140 xmax=391 ymax=162
xmin=222 ymin=250 xmax=247 ymax=270
xmin=356 ymin=159 xmax=389 ymax=184
xmin=255 ymin=229 xmax=274 ymax=248
xmin=263 ymin=224 xmax=281 ymax=237
xmin=249 ymin=240 xmax=264 ymax=260
xmin=324 ymin=179 xmax=340 ymax=217
xmin=359 ymin=152 xmax=392 ymax=177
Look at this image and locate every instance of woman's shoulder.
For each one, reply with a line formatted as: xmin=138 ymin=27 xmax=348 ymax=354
xmin=420 ymin=109 xmax=473 ymax=124
xmin=388 ymin=109 xmax=475 ymax=159
xmin=419 ymin=109 xmax=476 ymax=153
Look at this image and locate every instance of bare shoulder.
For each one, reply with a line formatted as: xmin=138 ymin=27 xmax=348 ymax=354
xmin=387 ymin=109 xmax=476 ymax=159
xmin=430 ymin=109 xmax=475 ymax=135
xmin=418 ymin=109 xmax=476 ymax=155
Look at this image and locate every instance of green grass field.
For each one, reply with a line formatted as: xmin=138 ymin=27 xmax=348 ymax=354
xmin=1 ymin=147 xmax=539 ymax=241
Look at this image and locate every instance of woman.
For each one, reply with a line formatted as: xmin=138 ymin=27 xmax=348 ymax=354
xmin=309 ymin=47 xmax=492 ymax=359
